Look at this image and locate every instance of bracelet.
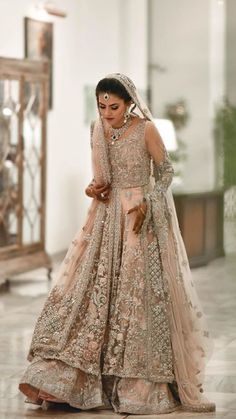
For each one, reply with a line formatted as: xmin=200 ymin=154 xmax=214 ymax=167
xmin=139 ymin=206 xmax=146 ymax=216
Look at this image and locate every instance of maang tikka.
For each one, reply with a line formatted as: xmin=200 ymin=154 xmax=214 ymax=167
xmin=104 ymin=93 xmax=110 ymax=100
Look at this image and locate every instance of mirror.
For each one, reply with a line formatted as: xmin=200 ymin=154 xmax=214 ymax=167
xmin=0 ymin=79 xmax=20 ymax=247
xmin=23 ymin=81 xmax=43 ymax=245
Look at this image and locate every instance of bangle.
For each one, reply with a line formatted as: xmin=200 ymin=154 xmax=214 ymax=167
xmin=139 ymin=206 xmax=146 ymax=216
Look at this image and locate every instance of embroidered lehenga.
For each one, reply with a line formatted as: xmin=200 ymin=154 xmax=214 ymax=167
xmin=19 ymin=74 xmax=215 ymax=414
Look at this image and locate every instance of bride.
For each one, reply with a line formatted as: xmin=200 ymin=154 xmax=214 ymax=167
xmin=19 ymin=73 xmax=215 ymax=415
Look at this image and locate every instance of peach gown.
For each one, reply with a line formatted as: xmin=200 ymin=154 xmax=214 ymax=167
xmin=19 ymin=118 xmax=215 ymax=414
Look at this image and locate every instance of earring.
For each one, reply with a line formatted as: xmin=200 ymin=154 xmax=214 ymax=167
xmin=124 ymin=108 xmax=130 ymax=124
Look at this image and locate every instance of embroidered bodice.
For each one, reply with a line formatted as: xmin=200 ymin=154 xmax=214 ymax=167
xmin=108 ymin=119 xmax=151 ymax=188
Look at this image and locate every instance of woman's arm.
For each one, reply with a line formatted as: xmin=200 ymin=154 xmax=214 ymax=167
xmin=85 ymin=121 xmax=110 ymax=202
xmin=128 ymin=121 xmax=174 ymax=234
xmin=140 ymin=120 xmax=174 ymax=234
xmin=144 ymin=120 xmax=174 ymax=195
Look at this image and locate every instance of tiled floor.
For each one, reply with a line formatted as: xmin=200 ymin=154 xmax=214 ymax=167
xmin=0 ymin=253 xmax=236 ymax=419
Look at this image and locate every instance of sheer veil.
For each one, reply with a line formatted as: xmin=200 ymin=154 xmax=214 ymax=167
xmin=103 ymin=73 xmax=215 ymax=411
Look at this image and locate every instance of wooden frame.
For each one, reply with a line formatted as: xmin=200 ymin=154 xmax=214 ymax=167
xmin=0 ymin=57 xmax=52 ymax=285
xmin=174 ymin=190 xmax=225 ymax=267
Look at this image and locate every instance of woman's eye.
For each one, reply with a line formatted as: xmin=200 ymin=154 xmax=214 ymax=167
xmin=99 ymin=105 xmax=105 ymax=109
xmin=111 ymin=106 xmax=118 ymax=110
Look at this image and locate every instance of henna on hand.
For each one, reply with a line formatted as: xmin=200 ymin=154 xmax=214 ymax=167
xmin=85 ymin=181 xmax=111 ymax=202
xmin=127 ymin=202 xmax=147 ymax=234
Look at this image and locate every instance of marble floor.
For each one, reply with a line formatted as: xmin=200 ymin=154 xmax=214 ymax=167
xmin=0 ymin=253 xmax=236 ymax=419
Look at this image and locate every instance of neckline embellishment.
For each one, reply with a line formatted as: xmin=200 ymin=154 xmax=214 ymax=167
xmin=109 ymin=118 xmax=132 ymax=145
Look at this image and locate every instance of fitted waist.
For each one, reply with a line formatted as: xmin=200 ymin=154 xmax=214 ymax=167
xmin=111 ymin=179 xmax=150 ymax=189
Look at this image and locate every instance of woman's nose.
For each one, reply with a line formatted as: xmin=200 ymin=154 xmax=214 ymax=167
xmin=104 ymin=108 xmax=111 ymax=117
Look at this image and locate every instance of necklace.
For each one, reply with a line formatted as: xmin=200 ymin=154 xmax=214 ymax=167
xmin=109 ymin=118 xmax=132 ymax=145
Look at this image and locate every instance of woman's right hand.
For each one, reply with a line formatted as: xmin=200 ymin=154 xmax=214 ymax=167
xmin=85 ymin=181 xmax=111 ymax=202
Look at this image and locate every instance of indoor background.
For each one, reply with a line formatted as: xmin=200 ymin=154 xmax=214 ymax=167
xmin=0 ymin=1 xmax=235 ymax=418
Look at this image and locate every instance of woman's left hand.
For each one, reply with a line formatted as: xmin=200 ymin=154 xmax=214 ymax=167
xmin=127 ymin=202 xmax=147 ymax=234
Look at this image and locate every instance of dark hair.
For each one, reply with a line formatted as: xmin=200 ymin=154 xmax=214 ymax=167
xmin=95 ymin=78 xmax=132 ymax=103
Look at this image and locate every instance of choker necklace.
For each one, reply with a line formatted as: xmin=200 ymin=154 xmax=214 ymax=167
xmin=109 ymin=118 xmax=132 ymax=145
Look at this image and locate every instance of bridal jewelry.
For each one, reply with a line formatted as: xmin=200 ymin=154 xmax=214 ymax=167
xmin=138 ymin=206 xmax=146 ymax=216
xmin=124 ymin=110 xmax=130 ymax=124
xmin=109 ymin=117 xmax=132 ymax=145
xmin=104 ymin=92 xmax=110 ymax=100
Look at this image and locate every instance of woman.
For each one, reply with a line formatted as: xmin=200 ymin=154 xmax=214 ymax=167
xmin=19 ymin=73 xmax=215 ymax=415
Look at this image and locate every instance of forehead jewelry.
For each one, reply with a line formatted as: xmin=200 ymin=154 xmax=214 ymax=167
xmin=104 ymin=92 xmax=110 ymax=100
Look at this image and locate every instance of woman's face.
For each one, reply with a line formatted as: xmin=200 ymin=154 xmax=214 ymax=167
xmin=98 ymin=93 xmax=129 ymax=128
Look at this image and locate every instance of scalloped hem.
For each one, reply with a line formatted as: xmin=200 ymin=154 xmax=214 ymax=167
xmin=19 ymin=357 xmax=215 ymax=415
xmin=182 ymin=402 xmax=216 ymax=412
xmin=19 ymin=357 xmax=180 ymax=414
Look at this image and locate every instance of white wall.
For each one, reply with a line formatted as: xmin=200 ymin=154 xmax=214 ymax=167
xmin=209 ymin=0 xmax=226 ymax=119
xmin=149 ymin=0 xmax=225 ymax=192
xmin=0 ymin=0 xmax=148 ymax=254
xmin=226 ymin=0 xmax=236 ymax=105
xmin=119 ymin=0 xmax=148 ymax=89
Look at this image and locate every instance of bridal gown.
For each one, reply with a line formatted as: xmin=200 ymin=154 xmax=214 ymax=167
xmin=19 ymin=118 xmax=214 ymax=414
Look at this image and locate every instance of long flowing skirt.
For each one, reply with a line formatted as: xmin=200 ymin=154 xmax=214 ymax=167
xmin=19 ymin=186 xmax=193 ymax=414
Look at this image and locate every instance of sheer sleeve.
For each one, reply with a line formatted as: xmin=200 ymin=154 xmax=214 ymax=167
xmin=144 ymin=121 xmax=174 ymax=194
xmin=142 ymin=121 xmax=174 ymax=239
